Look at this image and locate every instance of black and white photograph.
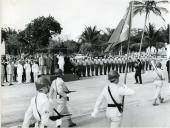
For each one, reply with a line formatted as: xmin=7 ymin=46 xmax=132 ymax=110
xmin=0 ymin=0 xmax=170 ymax=128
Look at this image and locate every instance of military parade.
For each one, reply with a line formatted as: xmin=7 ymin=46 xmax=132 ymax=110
xmin=1 ymin=0 xmax=170 ymax=128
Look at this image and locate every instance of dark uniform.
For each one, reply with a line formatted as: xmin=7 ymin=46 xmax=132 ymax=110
xmin=134 ymin=59 xmax=142 ymax=84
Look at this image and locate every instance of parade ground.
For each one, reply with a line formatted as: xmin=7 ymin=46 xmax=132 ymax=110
xmin=1 ymin=60 xmax=170 ymax=128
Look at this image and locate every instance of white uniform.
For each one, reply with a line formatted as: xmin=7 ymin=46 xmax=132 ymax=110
xmin=49 ymin=77 xmax=70 ymax=127
xmin=24 ymin=63 xmax=31 ymax=83
xmin=92 ymin=83 xmax=135 ymax=128
xmin=58 ymin=56 xmax=65 ymax=72
xmin=153 ymin=68 xmax=165 ymax=101
xmin=17 ymin=64 xmax=23 ymax=84
xmin=7 ymin=63 xmax=13 ymax=84
xmin=32 ymin=64 xmax=39 ymax=82
xmin=22 ymin=92 xmax=52 ymax=128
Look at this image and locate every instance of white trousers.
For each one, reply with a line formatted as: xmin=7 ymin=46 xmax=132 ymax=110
xmin=33 ymin=72 xmax=38 ymax=82
xmin=59 ymin=64 xmax=64 ymax=72
xmin=154 ymin=80 xmax=163 ymax=100
xmin=18 ymin=73 xmax=22 ymax=83
xmin=26 ymin=71 xmax=31 ymax=83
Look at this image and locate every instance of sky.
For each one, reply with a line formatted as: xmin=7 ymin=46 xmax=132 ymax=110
xmin=1 ymin=0 xmax=170 ymax=41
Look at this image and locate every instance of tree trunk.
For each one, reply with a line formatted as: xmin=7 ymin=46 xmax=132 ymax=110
xmin=139 ymin=12 xmax=148 ymax=55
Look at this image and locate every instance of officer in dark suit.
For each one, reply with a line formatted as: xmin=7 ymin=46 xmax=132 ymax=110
xmin=166 ymin=57 xmax=170 ymax=83
xmin=134 ymin=59 xmax=142 ymax=84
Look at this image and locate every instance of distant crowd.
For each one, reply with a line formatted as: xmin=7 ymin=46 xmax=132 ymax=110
xmin=1 ymin=52 xmax=168 ymax=86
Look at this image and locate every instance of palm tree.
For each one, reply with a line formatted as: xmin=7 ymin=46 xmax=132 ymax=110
xmin=133 ymin=0 xmax=169 ymax=54
xmin=145 ymin=23 xmax=164 ymax=56
xmin=79 ymin=26 xmax=101 ymax=53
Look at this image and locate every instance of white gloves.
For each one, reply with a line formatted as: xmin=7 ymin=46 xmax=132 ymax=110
xmin=91 ymin=109 xmax=98 ymax=117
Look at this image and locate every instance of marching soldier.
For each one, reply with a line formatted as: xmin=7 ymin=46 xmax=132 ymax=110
xmin=49 ymin=69 xmax=76 ymax=128
xmin=103 ymin=56 xmax=108 ymax=75
xmin=90 ymin=58 xmax=95 ymax=76
xmin=91 ymin=70 xmax=135 ymax=128
xmin=99 ymin=57 xmax=103 ymax=75
xmin=94 ymin=57 xmax=99 ymax=76
xmin=152 ymin=62 xmax=165 ymax=106
xmin=86 ymin=58 xmax=91 ymax=77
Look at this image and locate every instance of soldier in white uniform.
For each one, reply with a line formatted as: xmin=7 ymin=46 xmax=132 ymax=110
xmin=24 ymin=60 xmax=31 ymax=83
xmin=17 ymin=61 xmax=23 ymax=84
xmin=152 ymin=62 xmax=165 ymax=106
xmin=91 ymin=70 xmax=135 ymax=128
xmin=49 ymin=69 xmax=76 ymax=128
xmin=6 ymin=60 xmax=14 ymax=86
xmin=32 ymin=61 xmax=39 ymax=82
xmin=22 ymin=76 xmax=63 ymax=128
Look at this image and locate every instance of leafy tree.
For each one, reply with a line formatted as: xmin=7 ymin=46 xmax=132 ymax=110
xmin=133 ymin=0 xmax=169 ymax=53
xmin=19 ymin=15 xmax=62 ymax=51
xmin=79 ymin=26 xmax=101 ymax=53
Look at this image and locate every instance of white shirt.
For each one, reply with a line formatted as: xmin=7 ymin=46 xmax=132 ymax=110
xmin=58 ymin=56 xmax=65 ymax=65
xmin=24 ymin=63 xmax=31 ymax=72
xmin=49 ymin=77 xmax=68 ymax=104
xmin=32 ymin=64 xmax=39 ymax=73
xmin=93 ymin=83 xmax=135 ymax=113
xmin=17 ymin=64 xmax=23 ymax=74
xmin=22 ymin=92 xmax=51 ymax=128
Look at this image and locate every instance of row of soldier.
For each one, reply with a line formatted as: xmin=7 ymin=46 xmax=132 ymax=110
xmin=71 ymin=55 xmax=153 ymax=78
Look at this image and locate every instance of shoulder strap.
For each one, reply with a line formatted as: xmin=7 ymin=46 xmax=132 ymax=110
xmin=35 ymin=96 xmax=41 ymax=120
xmin=108 ymin=86 xmax=123 ymax=113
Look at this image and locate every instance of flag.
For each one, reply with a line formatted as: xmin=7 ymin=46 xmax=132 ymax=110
xmin=105 ymin=2 xmax=133 ymax=53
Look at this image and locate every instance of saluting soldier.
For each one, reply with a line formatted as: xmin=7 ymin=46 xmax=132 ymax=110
xmin=103 ymin=56 xmax=108 ymax=75
xmin=91 ymin=70 xmax=135 ymax=128
xmin=49 ymin=69 xmax=76 ymax=128
xmin=91 ymin=58 xmax=95 ymax=76
xmin=82 ymin=58 xmax=87 ymax=77
xmin=99 ymin=57 xmax=103 ymax=75
xmin=94 ymin=57 xmax=99 ymax=76
xmin=86 ymin=57 xmax=91 ymax=77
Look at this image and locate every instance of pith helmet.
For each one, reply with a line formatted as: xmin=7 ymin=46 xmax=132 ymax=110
xmin=55 ymin=69 xmax=63 ymax=77
xmin=156 ymin=62 xmax=162 ymax=68
xmin=108 ymin=70 xmax=120 ymax=82
xmin=35 ymin=76 xmax=50 ymax=91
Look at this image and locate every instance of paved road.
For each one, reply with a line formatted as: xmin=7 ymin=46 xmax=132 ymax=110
xmin=1 ymin=60 xmax=170 ymax=128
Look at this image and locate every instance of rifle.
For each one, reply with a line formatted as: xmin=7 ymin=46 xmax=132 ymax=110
xmin=49 ymin=108 xmax=72 ymax=121
xmin=65 ymin=90 xmax=76 ymax=94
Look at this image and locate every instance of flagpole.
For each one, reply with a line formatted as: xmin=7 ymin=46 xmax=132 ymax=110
xmin=122 ymin=1 xmax=133 ymax=109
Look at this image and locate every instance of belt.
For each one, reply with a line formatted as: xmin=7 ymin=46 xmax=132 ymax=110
xmin=108 ymin=104 xmax=116 ymax=107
